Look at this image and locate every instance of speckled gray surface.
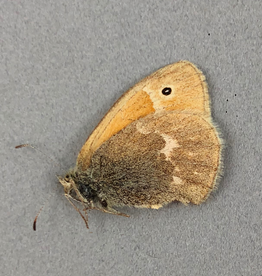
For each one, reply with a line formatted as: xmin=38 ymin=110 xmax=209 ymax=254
xmin=1 ymin=1 xmax=261 ymax=275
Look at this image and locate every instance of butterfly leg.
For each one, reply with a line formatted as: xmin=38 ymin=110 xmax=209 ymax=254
xmin=102 ymin=207 xmax=130 ymax=217
xmin=84 ymin=205 xmax=129 ymax=217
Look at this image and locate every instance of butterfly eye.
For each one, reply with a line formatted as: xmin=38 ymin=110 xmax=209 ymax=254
xmin=161 ymin=87 xmax=172 ymax=96
xmin=101 ymin=200 xmax=108 ymax=208
xmin=65 ymin=175 xmax=70 ymax=181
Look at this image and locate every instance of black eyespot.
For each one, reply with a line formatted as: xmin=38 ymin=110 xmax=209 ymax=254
xmin=65 ymin=174 xmax=70 ymax=181
xmin=101 ymin=200 xmax=108 ymax=208
xmin=162 ymin=87 xmax=172 ymax=96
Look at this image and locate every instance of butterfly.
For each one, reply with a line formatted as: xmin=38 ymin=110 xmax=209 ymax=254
xmin=58 ymin=61 xmax=222 ymax=228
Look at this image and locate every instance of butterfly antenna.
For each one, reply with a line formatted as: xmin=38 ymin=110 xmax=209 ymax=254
xmin=15 ymin=144 xmax=61 ymax=169
xmin=16 ymin=144 xmax=61 ymax=230
xmin=32 ymin=193 xmax=53 ymax=231
xmin=33 ymin=205 xmax=45 ymax=231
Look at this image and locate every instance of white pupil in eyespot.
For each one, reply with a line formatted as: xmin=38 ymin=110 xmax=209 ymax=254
xmin=162 ymin=87 xmax=172 ymax=95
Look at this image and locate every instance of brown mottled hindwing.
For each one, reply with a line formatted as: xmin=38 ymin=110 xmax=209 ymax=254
xmin=87 ymin=111 xmax=221 ymax=208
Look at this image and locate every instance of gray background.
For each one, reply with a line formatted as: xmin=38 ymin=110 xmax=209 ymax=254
xmin=1 ymin=1 xmax=261 ymax=275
